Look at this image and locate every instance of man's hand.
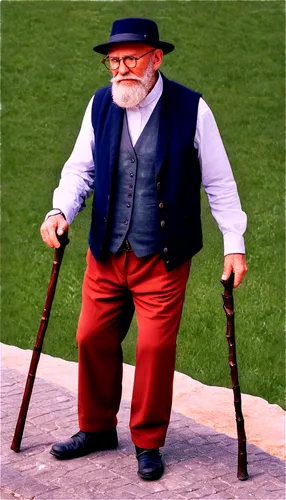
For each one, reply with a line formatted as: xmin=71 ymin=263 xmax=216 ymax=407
xmin=40 ymin=215 xmax=69 ymax=249
xmin=221 ymin=253 xmax=248 ymax=288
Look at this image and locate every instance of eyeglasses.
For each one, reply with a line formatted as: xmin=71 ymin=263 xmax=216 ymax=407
xmin=101 ymin=49 xmax=156 ymax=71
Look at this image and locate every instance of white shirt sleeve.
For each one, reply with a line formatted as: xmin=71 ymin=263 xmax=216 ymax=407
xmin=195 ymin=98 xmax=247 ymax=255
xmin=52 ymin=96 xmax=95 ymax=225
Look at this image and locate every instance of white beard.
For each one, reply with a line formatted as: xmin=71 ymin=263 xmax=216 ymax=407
xmin=111 ymin=59 xmax=155 ymax=108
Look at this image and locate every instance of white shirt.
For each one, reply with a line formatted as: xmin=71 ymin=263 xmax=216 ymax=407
xmin=52 ymin=73 xmax=247 ymax=255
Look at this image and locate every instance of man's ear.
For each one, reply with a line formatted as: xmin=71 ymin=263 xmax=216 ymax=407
xmin=153 ymin=49 xmax=164 ymax=71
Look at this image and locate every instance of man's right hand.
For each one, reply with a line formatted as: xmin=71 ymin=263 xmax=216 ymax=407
xmin=40 ymin=215 xmax=69 ymax=249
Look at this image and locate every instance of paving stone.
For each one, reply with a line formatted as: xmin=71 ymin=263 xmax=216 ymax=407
xmin=134 ymin=479 xmax=166 ymax=494
xmin=29 ymin=409 xmax=72 ymax=426
xmin=91 ymin=475 xmax=132 ymax=491
xmin=205 ymin=447 xmax=233 ymax=462
xmin=47 ymin=427 xmax=76 ymax=441
xmin=31 ymin=462 xmax=102 ymax=484
xmin=250 ymin=451 xmax=277 ymax=463
xmin=20 ymin=422 xmax=47 ymax=438
xmin=231 ymin=492 xmax=255 ymax=499
xmin=166 ymin=462 xmax=196 ymax=476
xmin=211 ymin=479 xmax=232 ymax=492
xmin=200 ymin=495 xmax=226 ymax=500
xmin=243 ymin=473 xmax=269 ymax=487
xmin=100 ymin=484 xmax=143 ymax=498
xmin=187 ymin=481 xmax=217 ymax=494
xmin=159 ymin=474 xmax=195 ymax=491
xmin=275 ymin=475 xmax=286 ymax=485
xmin=193 ymin=454 xmax=218 ymax=466
xmin=0 ymin=486 xmax=31 ymax=500
xmin=265 ymin=463 xmax=286 ymax=477
xmin=183 ymin=491 xmax=205 ymax=499
xmin=67 ymin=466 xmax=118 ymax=484
xmin=36 ymin=490 xmax=71 ymax=500
xmin=28 ymin=400 xmax=74 ymax=418
xmin=53 ymin=416 xmax=77 ymax=429
xmin=1 ymin=464 xmax=58 ymax=498
xmin=96 ymin=491 xmax=136 ymax=499
xmin=222 ymin=443 xmax=239 ymax=456
xmin=1 ymin=385 xmax=17 ymax=396
xmin=247 ymin=490 xmax=284 ymax=499
xmin=195 ymin=426 xmax=222 ymax=437
xmin=2 ymin=388 xmax=26 ymax=398
xmin=149 ymin=491 xmax=187 ymax=499
xmin=212 ymin=491 xmax=236 ymax=499
xmin=48 ymin=485 xmax=107 ymax=499
xmin=0 ymin=410 xmax=9 ymax=420
xmin=3 ymin=444 xmax=50 ymax=464
xmin=183 ymin=461 xmax=232 ymax=482
xmin=87 ymin=449 xmax=127 ymax=467
xmin=211 ymin=435 xmax=236 ymax=446
xmin=99 ymin=453 xmax=135 ymax=468
xmin=206 ymin=496 xmax=227 ymax=500
xmin=187 ymin=436 xmax=209 ymax=446
xmin=209 ymin=459 xmax=233 ymax=472
xmin=262 ymin=480 xmax=286 ymax=492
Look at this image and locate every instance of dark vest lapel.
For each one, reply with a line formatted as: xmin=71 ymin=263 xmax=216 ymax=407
xmin=108 ymin=102 xmax=124 ymax=181
xmin=155 ymin=75 xmax=172 ymax=178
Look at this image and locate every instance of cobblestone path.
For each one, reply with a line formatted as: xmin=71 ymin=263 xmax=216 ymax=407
xmin=1 ymin=368 xmax=285 ymax=499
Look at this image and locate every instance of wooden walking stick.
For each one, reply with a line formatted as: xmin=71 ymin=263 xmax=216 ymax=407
xmin=11 ymin=232 xmax=69 ymax=452
xmin=221 ymin=272 xmax=249 ymax=481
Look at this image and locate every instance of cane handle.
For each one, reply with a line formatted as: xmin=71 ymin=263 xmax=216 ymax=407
xmin=221 ymin=272 xmax=234 ymax=295
xmin=56 ymin=231 xmax=69 ymax=248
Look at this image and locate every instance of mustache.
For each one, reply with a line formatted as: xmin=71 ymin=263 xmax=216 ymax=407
xmin=111 ymin=74 xmax=143 ymax=84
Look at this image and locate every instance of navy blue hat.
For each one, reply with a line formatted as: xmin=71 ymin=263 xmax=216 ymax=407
xmin=93 ymin=18 xmax=175 ymax=55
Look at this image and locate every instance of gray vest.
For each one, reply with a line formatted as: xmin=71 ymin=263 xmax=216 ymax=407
xmin=108 ymin=100 xmax=161 ymax=257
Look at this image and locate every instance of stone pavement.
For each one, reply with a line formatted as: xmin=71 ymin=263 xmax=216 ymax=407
xmin=1 ymin=366 xmax=285 ymax=500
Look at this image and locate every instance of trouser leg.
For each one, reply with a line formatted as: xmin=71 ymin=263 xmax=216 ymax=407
xmin=76 ymin=249 xmax=134 ymax=432
xmin=127 ymin=253 xmax=191 ymax=449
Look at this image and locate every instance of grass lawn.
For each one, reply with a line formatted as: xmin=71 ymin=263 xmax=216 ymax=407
xmin=1 ymin=1 xmax=285 ymax=408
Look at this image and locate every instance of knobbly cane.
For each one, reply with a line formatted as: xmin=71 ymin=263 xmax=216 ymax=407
xmin=11 ymin=232 xmax=69 ymax=452
xmin=221 ymin=272 xmax=249 ymax=481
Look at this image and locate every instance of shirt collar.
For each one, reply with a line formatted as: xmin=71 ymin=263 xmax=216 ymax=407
xmin=138 ymin=71 xmax=163 ymax=109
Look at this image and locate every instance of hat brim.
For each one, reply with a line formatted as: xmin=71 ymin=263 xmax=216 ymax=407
xmin=93 ymin=39 xmax=175 ymax=55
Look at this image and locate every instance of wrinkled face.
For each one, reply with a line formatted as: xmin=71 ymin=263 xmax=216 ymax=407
xmin=108 ymin=42 xmax=163 ymax=108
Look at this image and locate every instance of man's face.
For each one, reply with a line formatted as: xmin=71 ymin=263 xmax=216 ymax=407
xmin=108 ymin=42 xmax=163 ymax=108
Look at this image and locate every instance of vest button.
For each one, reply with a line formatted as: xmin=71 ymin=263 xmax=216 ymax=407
xmin=156 ymin=182 xmax=161 ymax=190
xmin=160 ymin=220 xmax=166 ymax=228
xmin=159 ymin=202 xmax=164 ymax=209
xmin=124 ymin=219 xmax=129 ymax=225
xmin=163 ymin=247 xmax=168 ymax=254
xmin=128 ymin=183 xmax=133 ymax=188
xmin=128 ymin=193 xmax=132 ymax=198
xmin=130 ymin=172 xmax=134 ymax=178
xmin=131 ymin=158 xmax=135 ymax=163
xmin=126 ymin=203 xmax=131 ymax=208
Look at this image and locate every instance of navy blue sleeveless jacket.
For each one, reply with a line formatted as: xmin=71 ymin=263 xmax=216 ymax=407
xmin=89 ymin=73 xmax=202 ymax=272
xmin=108 ymin=100 xmax=162 ymax=257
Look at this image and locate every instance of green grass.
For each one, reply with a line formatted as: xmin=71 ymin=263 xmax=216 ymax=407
xmin=1 ymin=1 xmax=285 ymax=408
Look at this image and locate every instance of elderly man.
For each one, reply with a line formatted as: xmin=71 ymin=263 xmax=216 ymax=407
xmin=41 ymin=18 xmax=248 ymax=480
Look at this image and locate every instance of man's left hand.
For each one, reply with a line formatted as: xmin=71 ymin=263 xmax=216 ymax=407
xmin=221 ymin=253 xmax=248 ymax=288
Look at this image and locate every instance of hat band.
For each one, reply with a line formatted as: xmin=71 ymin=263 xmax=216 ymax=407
xmin=109 ymin=33 xmax=155 ymax=43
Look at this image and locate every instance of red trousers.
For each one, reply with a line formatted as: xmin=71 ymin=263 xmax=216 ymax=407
xmin=76 ymin=248 xmax=191 ymax=449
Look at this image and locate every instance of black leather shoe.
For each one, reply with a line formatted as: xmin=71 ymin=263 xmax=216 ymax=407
xmin=136 ymin=446 xmax=164 ymax=480
xmin=50 ymin=429 xmax=118 ymax=459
